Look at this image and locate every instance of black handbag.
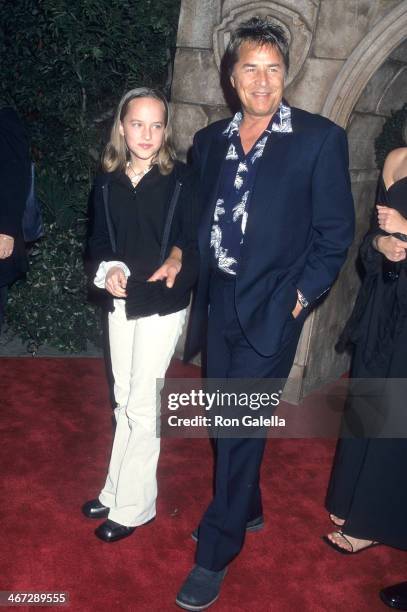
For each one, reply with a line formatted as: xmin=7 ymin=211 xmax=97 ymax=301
xmin=125 ymin=276 xmax=168 ymax=318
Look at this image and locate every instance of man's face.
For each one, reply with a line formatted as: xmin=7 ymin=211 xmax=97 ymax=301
xmin=230 ymin=42 xmax=285 ymax=119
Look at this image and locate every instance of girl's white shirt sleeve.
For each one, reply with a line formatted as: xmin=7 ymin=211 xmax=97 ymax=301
xmin=94 ymin=261 xmax=131 ymax=289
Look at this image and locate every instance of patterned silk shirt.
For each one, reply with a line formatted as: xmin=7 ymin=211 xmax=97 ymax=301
xmin=210 ymin=100 xmax=293 ymax=275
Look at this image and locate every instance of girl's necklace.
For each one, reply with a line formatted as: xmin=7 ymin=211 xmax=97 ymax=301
xmin=127 ymin=161 xmax=152 ymax=186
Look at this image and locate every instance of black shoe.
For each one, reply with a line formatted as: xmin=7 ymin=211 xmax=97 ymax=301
xmin=82 ymin=498 xmax=109 ymax=519
xmin=191 ymin=515 xmax=264 ymax=543
xmin=380 ymin=581 xmax=407 ymax=610
xmin=176 ymin=565 xmax=227 ymax=611
xmin=94 ymin=519 xmax=136 ymax=542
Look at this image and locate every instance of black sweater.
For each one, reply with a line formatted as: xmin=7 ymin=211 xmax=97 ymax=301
xmin=88 ymin=161 xmax=199 ymax=317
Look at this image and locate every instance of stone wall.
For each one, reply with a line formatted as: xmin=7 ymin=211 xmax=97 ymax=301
xmin=303 ymin=38 xmax=407 ymax=393
xmin=171 ymin=0 xmax=407 ymax=400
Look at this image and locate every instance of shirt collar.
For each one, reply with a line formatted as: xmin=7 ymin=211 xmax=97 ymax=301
xmin=223 ymin=99 xmax=293 ymax=138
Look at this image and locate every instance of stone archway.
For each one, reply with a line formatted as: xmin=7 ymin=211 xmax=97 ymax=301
xmin=322 ymin=2 xmax=407 ymax=127
xmin=299 ymin=4 xmax=407 ymax=399
xmin=282 ymin=2 xmax=407 ymax=401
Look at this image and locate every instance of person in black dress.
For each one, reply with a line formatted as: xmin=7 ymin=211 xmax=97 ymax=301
xmin=324 ymin=146 xmax=407 ymax=553
xmin=83 ymin=88 xmax=198 ymax=542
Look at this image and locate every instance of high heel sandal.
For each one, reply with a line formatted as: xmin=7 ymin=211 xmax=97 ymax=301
xmin=322 ymin=530 xmax=380 ymax=555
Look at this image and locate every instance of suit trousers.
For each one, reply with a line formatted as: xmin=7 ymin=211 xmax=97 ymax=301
xmin=99 ymin=299 xmax=186 ymax=527
xmin=196 ymin=272 xmax=302 ymax=571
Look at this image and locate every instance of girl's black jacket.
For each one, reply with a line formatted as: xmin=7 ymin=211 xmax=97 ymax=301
xmin=88 ymin=160 xmax=199 ymax=317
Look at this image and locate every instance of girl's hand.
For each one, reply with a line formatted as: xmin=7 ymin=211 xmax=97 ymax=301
xmin=375 ymin=235 xmax=407 ymax=262
xmin=105 ymin=266 xmax=127 ymax=297
xmin=377 ymin=205 xmax=407 ymax=235
xmin=0 ymin=234 xmax=14 ymax=259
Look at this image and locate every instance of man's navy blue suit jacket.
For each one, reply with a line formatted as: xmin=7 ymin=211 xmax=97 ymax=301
xmin=185 ymin=106 xmax=355 ymax=360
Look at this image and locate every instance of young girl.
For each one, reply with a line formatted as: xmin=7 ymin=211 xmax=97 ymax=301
xmin=84 ymin=88 xmax=198 ymax=542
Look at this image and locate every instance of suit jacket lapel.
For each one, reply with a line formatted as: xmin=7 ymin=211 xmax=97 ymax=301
xmin=250 ymin=130 xmax=293 ymax=205
xmin=198 ymin=132 xmax=229 ymax=254
xmin=240 ymin=130 xmax=294 ymax=250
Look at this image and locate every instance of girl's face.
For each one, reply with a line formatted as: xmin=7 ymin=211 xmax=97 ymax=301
xmin=120 ymin=97 xmax=166 ymax=165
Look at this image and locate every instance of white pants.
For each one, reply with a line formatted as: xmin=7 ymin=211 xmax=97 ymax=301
xmin=99 ymin=299 xmax=186 ymax=526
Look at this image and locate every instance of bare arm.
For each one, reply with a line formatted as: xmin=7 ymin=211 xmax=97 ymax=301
xmin=376 ymin=147 xmax=407 ymax=237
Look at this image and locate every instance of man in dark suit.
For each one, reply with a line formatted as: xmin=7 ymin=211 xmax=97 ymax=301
xmin=176 ymin=17 xmax=355 ymax=611
xmin=0 ymin=106 xmax=30 ymax=332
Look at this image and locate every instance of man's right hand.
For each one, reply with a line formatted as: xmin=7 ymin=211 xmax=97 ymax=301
xmin=375 ymin=235 xmax=407 ymax=262
xmin=105 ymin=266 xmax=127 ymax=297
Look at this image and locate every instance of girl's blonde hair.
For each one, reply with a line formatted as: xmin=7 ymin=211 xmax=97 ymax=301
xmin=101 ymin=88 xmax=176 ymax=175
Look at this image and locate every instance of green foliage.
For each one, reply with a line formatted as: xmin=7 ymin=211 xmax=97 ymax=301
xmin=375 ymin=103 xmax=407 ymax=169
xmin=8 ymin=222 xmax=102 ymax=353
xmin=1 ymin=0 xmax=181 ymax=220
xmin=1 ymin=0 xmax=180 ymax=351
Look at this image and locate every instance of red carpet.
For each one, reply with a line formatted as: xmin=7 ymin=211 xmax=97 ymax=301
xmin=0 ymin=357 xmax=405 ymax=611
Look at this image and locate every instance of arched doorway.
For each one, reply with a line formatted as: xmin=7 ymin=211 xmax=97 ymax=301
xmin=322 ymin=2 xmax=407 ymax=128
xmin=296 ymin=4 xmax=407 ymax=399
